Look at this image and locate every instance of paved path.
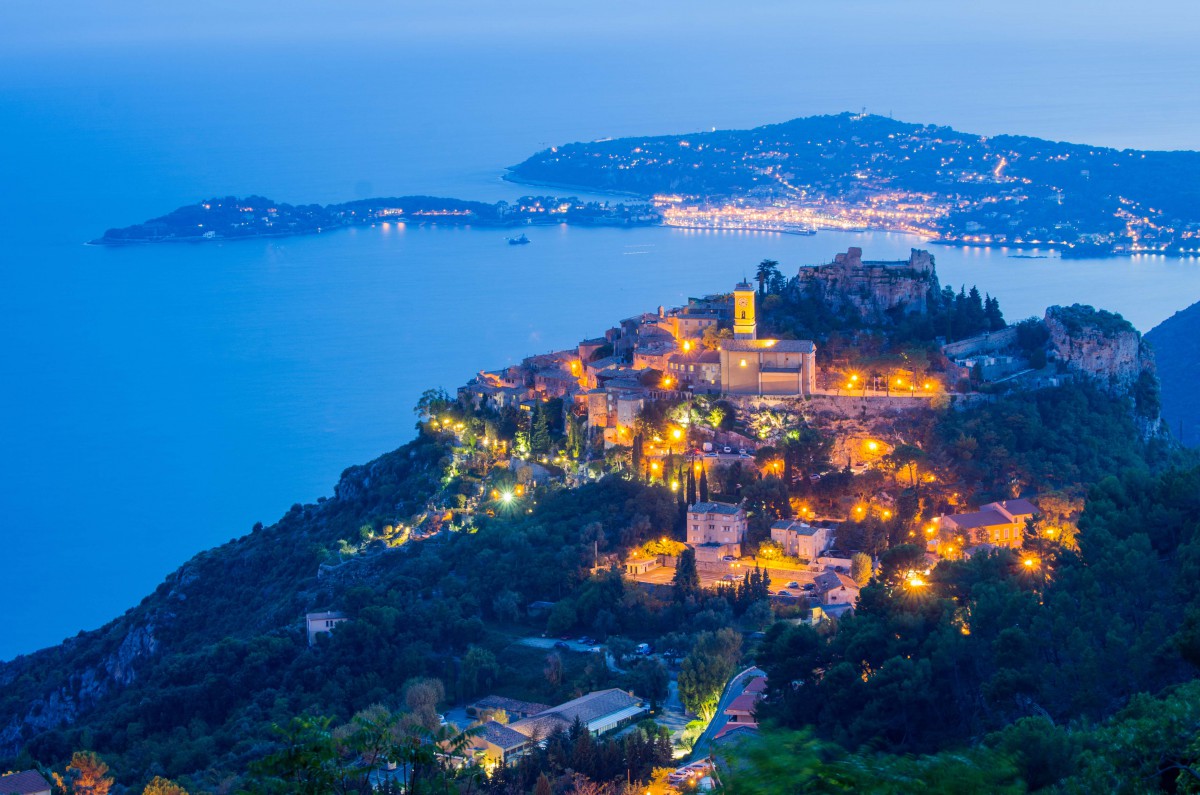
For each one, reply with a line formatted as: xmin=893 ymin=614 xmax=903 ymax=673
xmin=688 ymin=666 xmax=764 ymax=762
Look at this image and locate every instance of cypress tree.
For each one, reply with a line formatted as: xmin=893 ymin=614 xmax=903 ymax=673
xmin=699 ymin=467 xmax=709 ymax=502
xmin=686 ymin=464 xmax=697 ymax=506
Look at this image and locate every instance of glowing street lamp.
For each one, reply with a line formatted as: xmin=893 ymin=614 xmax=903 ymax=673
xmin=500 ymin=490 xmax=514 ymax=504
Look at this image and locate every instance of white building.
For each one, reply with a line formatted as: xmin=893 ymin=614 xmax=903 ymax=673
xmin=306 ymin=610 xmax=348 ymax=645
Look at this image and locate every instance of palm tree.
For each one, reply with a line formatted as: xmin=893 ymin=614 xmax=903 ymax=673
xmin=755 ymin=259 xmax=780 ymax=295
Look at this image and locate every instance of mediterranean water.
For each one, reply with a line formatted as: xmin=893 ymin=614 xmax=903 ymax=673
xmin=4 ymin=1 xmax=1200 ymax=660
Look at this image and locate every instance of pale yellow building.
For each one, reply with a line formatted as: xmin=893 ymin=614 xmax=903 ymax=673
xmin=719 ymin=282 xmax=817 ymax=397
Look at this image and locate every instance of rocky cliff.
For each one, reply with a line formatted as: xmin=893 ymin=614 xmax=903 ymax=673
xmin=1045 ymin=304 xmax=1152 ymax=390
xmin=796 ymin=247 xmax=938 ymax=323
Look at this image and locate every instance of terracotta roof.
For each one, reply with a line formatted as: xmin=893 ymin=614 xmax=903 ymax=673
xmin=743 ymin=676 xmax=768 ymax=694
xmin=0 ymin=770 xmax=52 ymax=794
xmin=469 ymin=695 xmax=551 ymax=716
xmin=476 ymin=720 xmax=530 ymax=749
xmin=725 ymin=693 xmax=761 ymax=714
xmin=815 ymin=571 xmax=859 ymax=592
xmin=941 ymin=507 xmax=1011 ymax=530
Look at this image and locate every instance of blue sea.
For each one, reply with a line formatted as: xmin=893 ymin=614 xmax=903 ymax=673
xmin=3 ymin=1 xmax=1200 ymax=660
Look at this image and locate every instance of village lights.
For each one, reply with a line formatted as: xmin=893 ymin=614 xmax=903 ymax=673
xmin=682 ymin=340 xmax=693 ymax=352
xmin=867 ymin=440 xmax=879 ymax=452
xmin=883 ymin=509 xmax=892 ymax=519
xmin=670 ymin=480 xmax=679 ymax=492
xmin=500 ymin=491 xmax=514 ymax=504
xmin=672 ymin=428 xmax=683 ymax=440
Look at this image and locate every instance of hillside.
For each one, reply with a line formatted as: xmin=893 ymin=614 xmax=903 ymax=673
xmin=508 ymin=112 xmax=1200 ymax=255
xmin=1147 ymin=299 xmax=1200 ymax=447
xmin=3 ymin=270 xmax=1198 ymax=793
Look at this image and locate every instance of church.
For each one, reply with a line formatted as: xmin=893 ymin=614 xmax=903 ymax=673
xmin=718 ymin=281 xmax=817 ymax=397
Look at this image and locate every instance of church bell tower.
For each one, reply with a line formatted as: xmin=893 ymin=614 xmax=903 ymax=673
xmin=733 ymin=281 xmax=757 ymax=340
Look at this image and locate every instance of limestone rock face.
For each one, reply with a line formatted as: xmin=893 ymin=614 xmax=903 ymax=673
xmin=1045 ymin=304 xmax=1151 ymax=389
xmin=796 ymin=247 xmax=938 ymax=323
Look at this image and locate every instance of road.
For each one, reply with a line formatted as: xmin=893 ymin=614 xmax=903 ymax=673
xmin=515 ymin=636 xmax=624 ymax=673
xmin=687 ymin=665 xmax=765 ymax=762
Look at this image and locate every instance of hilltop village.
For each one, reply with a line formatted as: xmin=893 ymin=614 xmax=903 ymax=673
xmin=2 ymin=247 xmax=1176 ymax=794
xmin=286 ymin=246 xmax=1157 ymax=778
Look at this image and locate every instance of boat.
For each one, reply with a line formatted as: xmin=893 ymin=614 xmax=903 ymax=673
xmin=507 ymin=233 xmax=530 ymax=246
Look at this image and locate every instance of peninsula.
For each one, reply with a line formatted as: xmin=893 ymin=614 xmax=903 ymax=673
xmin=91 ymin=194 xmax=660 ymax=245
xmin=508 ymin=112 xmax=1200 ymax=257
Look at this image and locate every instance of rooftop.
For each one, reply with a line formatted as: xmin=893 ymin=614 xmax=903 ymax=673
xmin=469 ymin=695 xmax=551 ymax=716
xmin=0 ymin=770 xmax=52 ymax=794
xmin=690 ymin=501 xmax=743 ymax=515
xmin=476 ymin=720 xmax=530 ymax=749
xmin=722 ymin=339 xmax=816 ymax=353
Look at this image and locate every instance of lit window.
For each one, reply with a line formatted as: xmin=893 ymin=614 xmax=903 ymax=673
xmin=739 ymin=359 xmax=747 ymax=367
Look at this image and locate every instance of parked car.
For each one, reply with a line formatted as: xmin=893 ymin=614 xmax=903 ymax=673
xmin=722 ymin=573 xmax=738 ymax=581
xmin=787 ymin=581 xmax=800 ymax=588
xmin=635 ymin=643 xmax=652 ymax=655
xmin=802 ymin=583 xmax=815 ymax=591
xmin=722 ymin=555 xmax=736 ymax=562
xmin=778 ymin=590 xmax=793 ymax=596
xmin=723 ymin=446 xmax=733 ymax=454
xmin=553 ymin=641 xmax=570 ymax=651
xmin=588 ymin=646 xmax=603 ymax=654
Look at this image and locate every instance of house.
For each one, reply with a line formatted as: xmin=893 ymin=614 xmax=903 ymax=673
xmin=467 ymin=695 xmax=551 ymax=722
xmin=305 ymin=611 xmax=348 ymax=645
xmin=469 ymin=720 xmax=532 ymax=769
xmin=624 ymin=555 xmax=662 ymax=575
xmin=814 ymin=571 xmax=861 ymax=606
xmin=743 ymin=676 xmax=768 ymax=696
xmin=509 ymin=689 xmax=647 ymax=739
xmin=0 ymin=770 xmax=52 ymax=795
xmin=723 ymin=692 xmax=761 ymax=729
xmin=686 ymin=501 xmax=748 ymax=563
xmin=770 ymin=520 xmax=830 ymax=561
xmin=665 ymin=349 xmax=721 ymax=393
xmin=939 ymin=498 xmax=1038 ymax=549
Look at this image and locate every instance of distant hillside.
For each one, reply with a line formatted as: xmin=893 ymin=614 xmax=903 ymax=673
xmin=508 ymin=112 xmax=1200 ymax=256
xmin=1147 ymin=300 xmax=1200 ymax=446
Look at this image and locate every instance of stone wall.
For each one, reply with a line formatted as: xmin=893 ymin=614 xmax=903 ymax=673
xmin=942 ymin=326 xmax=1020 ymax=359
xmin=796 ymin=247 xmax=939 ymax=323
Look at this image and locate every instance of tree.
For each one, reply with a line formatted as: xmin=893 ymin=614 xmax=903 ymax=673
xmin=755 ymin=259 xmax=780 ymax=296
xmin=461 ymin=646 xmax=500 ymax=699
xmin=844 ymin=554 xmax=873 ymax=586
xmin=142 ymin=777 xmax=188 ymax=795
xmin=673 ymin=547 xmax=700 ymax=600
xmin=544 ymin=652 xmax=564 ymax=688
xmin=414 ymin=388 xmax=451 ymax=421
xmin=699 ymin=468 xmax=709 ymax=502
xmin=404 ymin=677 xmax=445 ymax=731
xmin=531 ymin=405 xmax=552 ymax=455
xmin=534 ymin=773 xmax=553 ymax=795
xmin=66 ymin=752 xmax=113 ymax=795
xmin=851 ymin=552 xmax=873 ymax=586
xmin=677 ymin=628 xmax=742 ymax=721
xmin=686 ymin=464 xmax=697 ymax=506
xmin=632 ymin=658 xmax=671 ymax=711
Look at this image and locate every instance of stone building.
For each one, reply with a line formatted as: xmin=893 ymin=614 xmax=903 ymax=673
xmin=687 ymin=501 xmax=748 ymax=562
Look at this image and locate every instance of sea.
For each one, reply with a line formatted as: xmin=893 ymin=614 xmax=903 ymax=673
xmin=3 ymin=1 xmax=1200 ymax=660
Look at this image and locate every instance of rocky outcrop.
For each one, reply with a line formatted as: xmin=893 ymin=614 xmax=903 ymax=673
xmin=796 ymin=247 xmax=938 ymax=323
xmin=0 ymin=621 xmax=159 ymax=756
xmin=1045 ymin=304 xmax=1152 ymax=390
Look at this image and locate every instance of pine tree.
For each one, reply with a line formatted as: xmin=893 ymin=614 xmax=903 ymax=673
xmin=673 ymin=546 xmax=700 ymax=599
xmin=530 ymin=405 xmax=552 ymax=455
